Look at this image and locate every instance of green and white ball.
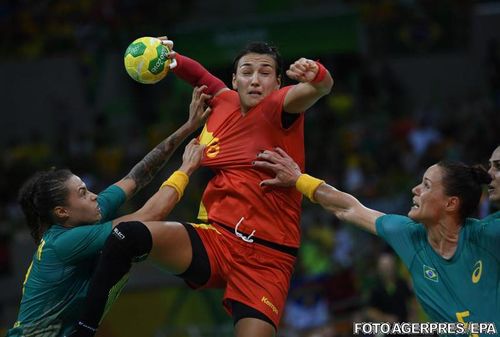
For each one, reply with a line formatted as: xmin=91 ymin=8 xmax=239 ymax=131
xmin=124 ymin=37 xmax=171 ymax=84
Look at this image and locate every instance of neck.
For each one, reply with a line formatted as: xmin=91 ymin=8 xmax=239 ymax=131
xmin=426 ymin=218 xmax=462 ymax=259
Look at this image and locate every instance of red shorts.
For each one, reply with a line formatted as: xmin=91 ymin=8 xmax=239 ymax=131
xmin=186 ymin=222 xmax=297 ymax=328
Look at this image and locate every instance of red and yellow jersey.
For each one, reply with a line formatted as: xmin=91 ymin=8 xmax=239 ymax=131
xmin=197 ymin=86 xmax=304 ymax=248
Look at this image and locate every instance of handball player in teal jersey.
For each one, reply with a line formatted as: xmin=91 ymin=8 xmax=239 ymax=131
xmin=254 ymin=148 xmax=498 ymax=336
xmin=6 ymin=87 xmax=211 ymax=337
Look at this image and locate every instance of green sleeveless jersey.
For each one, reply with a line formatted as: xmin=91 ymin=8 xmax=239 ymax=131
xmin=7 ymin=185 xmax=126 ymax=337
xmin=376 ymin=214 xmax=500 ymax=336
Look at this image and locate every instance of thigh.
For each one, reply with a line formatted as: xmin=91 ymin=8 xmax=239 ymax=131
xmin=234 ymin=317 xmax=275 ymax=337
xmin=143 ymin=221 xmax=193 ymax=274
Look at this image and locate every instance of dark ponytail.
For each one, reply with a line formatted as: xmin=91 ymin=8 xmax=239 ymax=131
xmin=17 ymin=168 xmax=73 ymax=244
xmin=438 ymin=161 xmax=491 ymax=220
xmin=470 ymin=165 xmax=492 ymax=185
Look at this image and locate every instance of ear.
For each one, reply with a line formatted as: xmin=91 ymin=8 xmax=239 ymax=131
xmin=445 ymin=196 xmax=460 ymax=213
xmin=276 ymin=75 xmax=281 ymax=89
xmin=232 ymin=73 xmax=237 ymax=90
xmin=53 ymin=206 xmax=69 ymax=220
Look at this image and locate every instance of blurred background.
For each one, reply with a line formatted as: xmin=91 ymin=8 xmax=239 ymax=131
xmin=0 ymin=0 xmax=499 ymax=336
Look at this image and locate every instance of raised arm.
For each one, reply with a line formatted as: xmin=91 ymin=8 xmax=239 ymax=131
xmin=159 ymin=37 xmax=228 ymax=97
xmin=283 ymin=58 xmax=334 ymax=114
xmin=113 ymin=86 xmax=211 ymax=199
xmin=112 ymin=139 xmax=204 ymax=224
xmin=254 ymin=148 xmax=383 ymax=234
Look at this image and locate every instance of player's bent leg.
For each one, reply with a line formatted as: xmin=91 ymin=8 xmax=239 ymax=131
xmin=71 ymin=221 xmax=154 ymax=337
xmin=233 ymin=301 xmax=276 ymax=337
xmin=145 ymin=221 xmax=194 ymax=274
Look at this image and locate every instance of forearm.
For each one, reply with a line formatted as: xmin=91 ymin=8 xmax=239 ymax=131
xmin=122 ymin=123 xmax=196 ymax=196
xmin=173 ymin=54 xmax=226 ymax=96
xmin=297 ymin=175 xmax=381 ymax=234
xmin=126 ymin=187 xmax=178 ymax=222
xmin=284 ymin=62 xmax=334 ymax=113
xmin=313 ymin=184 xmax=359 ymax=217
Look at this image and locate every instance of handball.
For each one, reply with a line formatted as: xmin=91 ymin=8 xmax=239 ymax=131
xmin=123 ymin=37 xmax=173 ymax=84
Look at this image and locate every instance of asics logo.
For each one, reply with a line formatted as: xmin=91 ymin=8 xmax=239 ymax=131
xmin=472 ymin=260 xmax=482 ymax=284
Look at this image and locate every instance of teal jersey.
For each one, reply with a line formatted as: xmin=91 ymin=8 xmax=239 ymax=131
xmin=7 ymin=185 xmax=126 ymax=337
xmin=376 ymin=214 xmax=500 ymax=336
xmin=481 ymin=210 xmax=500 ymax=222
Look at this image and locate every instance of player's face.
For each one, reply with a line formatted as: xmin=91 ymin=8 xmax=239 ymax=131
xmin=409 ymin=165 xmax=449 ymax=224
xmin=60 ymin=175 xmax=101 ymax=225
xmin=487 ymin=146 xmax=500 ymax=206
xmin=232 ymin=53 xmax=281 ymax=113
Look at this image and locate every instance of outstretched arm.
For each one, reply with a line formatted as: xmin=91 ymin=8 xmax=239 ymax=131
xmin=113 ymin=86 xmax=211 ymax=199
xmin=254 ymin=148 xmax=383 ymax=234
xmin=159 ymin=37 xmax=228 ymax=96
xmin=283 ymin=58 xmax=334 ymax=114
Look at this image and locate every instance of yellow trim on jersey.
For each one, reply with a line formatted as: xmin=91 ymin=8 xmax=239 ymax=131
xmin=22 ymin=261 xmax=33 ymax=295
xmin=190 ymin=223 xmax=221 ymax=234
xmin=37 ymin=239 xmax=46 ymax=260
xmin=198 ymin=124 xmax=220 ymax=158
xmin=197 ymin=201 xmax=208 ymax=222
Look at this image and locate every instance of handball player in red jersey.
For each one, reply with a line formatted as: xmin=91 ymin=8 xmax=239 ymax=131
xmin=71 ymin=40 xmax=333 ymax=337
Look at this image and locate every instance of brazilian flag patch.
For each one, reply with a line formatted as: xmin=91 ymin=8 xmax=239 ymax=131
xmin=423 ymin=265 xmax=439 ymax=282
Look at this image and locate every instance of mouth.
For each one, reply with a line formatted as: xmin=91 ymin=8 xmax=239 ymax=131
xmin=411 ymin=199 xmax=420 ymax=209
xmin=248 ymin=90 xmax=262 ymax=98
xmin=488 ymin=185 xmax=495 ymax=193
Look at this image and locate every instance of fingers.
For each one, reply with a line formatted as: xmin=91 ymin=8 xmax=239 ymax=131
xmin=256 ymin=149 xmax=283 ymax=164
xmin=166 ymin=51 xmax=177 ymax=59
xmin=259 ymin=178 xmax=281 ymax=187
xmin=187 ymin=138 xmax=199 ymax=146
xmin=192 ymin=86 xmax=210 ymax=102
xmin=201 ymin=106 xmax=212 ymax=120
xmin=252 ymin=160 xmax=277 ymax=171
xmin=168 ymin=58 xmax=177 ymax=69
xmin=274 ymin=147 xmax=291 ymax=160
xmin=286 ymin=58 xmax=318 ymax=82
xmin=159 ymin=38 xmax=174 ymax=50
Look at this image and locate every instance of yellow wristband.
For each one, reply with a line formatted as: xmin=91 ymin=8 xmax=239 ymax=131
xmin=160 ymin=171 xmax=189 ymax=202
xmin=295 ymin=174 xmax=325 ymax=203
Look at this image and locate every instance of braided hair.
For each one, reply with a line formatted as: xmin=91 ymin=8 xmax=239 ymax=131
xmin=438 ymin=161 xmax=492 ymax=220
xmin=17 ymin=168 xmax=74 ymax=244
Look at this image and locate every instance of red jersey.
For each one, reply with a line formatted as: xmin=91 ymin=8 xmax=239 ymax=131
xmin=197 ymin=86 xmax=305 ymax=248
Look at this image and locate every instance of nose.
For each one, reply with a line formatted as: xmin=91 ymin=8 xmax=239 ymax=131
xmin=412 ymin=184 xmax=420 ymax=195
xmin=90 ymin=192 xmax=98 ymax=200
xmin=250 ymin=73 xmax=259 ymax=86
xmin=487 ymin=165 xmax=494 ymax=179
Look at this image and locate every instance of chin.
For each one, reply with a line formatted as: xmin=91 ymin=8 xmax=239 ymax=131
xmin=408 ymin=209 xmax=419 ymax=221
